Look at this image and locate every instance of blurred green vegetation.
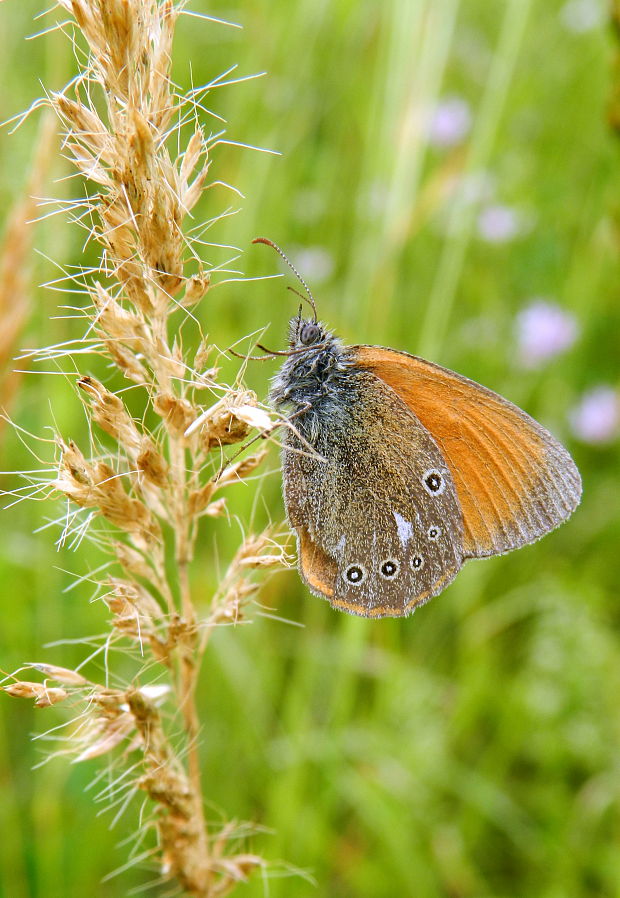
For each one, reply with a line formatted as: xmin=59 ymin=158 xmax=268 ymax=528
xmin=1 ymin=1 xmax=619 ymax=897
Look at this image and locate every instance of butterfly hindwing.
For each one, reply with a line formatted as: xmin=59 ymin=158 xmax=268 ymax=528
xmin=283 ymin=369 xmax=464 ymax=617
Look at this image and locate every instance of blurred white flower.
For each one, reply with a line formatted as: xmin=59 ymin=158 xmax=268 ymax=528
xmin=559 ymin=0 xmax=605 ymax=33
xmin=458 ymin=316 xmax=500 ymax=349
xmin=294 ymin=188 xmax=325 ymax=224
xmin=516 ymin=300 xmax=579 ymax=368
xmin=364 ymin=179 xmax=389 ymax=218
xmin=427 ymin=97 xmax=472 ymax=148
xmin=291 ymin=246 xmax=335 ymax=284
xmin=569 ymin=386 xmax=620 ymax=444
xmin=458 ymin=170 xmax=495 ymax=206
xmin=477 ymin=204 xmax=522 ymax=243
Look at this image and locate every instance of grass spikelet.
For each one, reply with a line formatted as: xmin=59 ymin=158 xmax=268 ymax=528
xmin=3 ymin=1 xmax=284 ymax=895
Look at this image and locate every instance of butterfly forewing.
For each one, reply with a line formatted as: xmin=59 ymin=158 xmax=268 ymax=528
xmin=283 ymin=370 xmax=464 ymax=617
xmin=355 ymin=346 xmax=582 ymax=558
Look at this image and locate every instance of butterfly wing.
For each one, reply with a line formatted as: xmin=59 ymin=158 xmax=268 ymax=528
xmin=283 ymin=369 xmax=464 ymax=617
xmin=354 ymin=346 xmax=582 ymax=558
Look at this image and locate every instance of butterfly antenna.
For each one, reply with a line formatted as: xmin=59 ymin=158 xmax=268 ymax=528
xmin=287 ymin=285 xmax=308 ymax=305
xmin=252 ymin=237 xmax=318 ymax=322
xmin=295 ymin=302 xmax=303 ymax=341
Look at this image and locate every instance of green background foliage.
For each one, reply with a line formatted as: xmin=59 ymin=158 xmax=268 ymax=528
xmin=1 ymin=1 xmax=619 ymax=896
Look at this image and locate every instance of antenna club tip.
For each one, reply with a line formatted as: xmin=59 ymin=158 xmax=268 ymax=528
xmin=252 ymin=236 xmax=274 ymax=247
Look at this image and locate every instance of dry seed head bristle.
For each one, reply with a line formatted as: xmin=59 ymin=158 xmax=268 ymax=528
xmin=90 ymin=283 xmax=150 ymax=350
xmin=202 ymin=497 xmax=227 ymax=518
xmin=4 ymin=680 xmax=69 ymax=708
xmin=14 ymin=0 xmax=286 ymax=891
xmin=154 ymin=392 xmax=197 ymax=438
xmin=105 ymin=577 xmax=164 ymax=621
xmin=181 ymin=272 xmax=211 ymax=309
xmin=187 ymin=390 xmax=272 ymax=449
xmin=77 ymin=375 xmax=142 ymax=451
xmin=136 ymin=438 xmax=169 ymax=487
xmin=53 ymin=440 xmax=162 ymax=548
xmin=113 ymin=541 xmax=158 ymax=582
xmin=26 ymin=664 xmax=89 ymax=686
xmin=214 ymin=450 xmax=269 ymax=488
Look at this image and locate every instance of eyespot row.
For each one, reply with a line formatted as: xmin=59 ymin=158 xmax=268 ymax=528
xmin=345 ymin=554 xmax=424 ymax=586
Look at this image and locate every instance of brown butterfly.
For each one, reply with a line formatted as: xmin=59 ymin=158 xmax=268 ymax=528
xmin=257 ymin=239 xmax=582 ymax=619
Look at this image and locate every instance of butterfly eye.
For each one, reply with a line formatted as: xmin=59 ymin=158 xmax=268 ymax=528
xmin=427 ymin=526 xmax=442 ymax=540
xmin=380 ymin=559 xmax=399 ymax=580
xmin=300 ymin=322 xmax=321 ymax=345
xmin=344 ymin=564 xmax=366 ymax=586
xmin=422 ymin=469 xmax=445 ymax=495
xmin=411 ymin=555 xmax=424 ymax=570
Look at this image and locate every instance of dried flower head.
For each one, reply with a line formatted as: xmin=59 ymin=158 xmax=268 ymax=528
xmin=3 ymin=1 xmax=286 ymax=895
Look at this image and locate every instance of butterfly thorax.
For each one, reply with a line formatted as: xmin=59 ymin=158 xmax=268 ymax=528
xmin=270 ymin=318 xmax=356 ymax=421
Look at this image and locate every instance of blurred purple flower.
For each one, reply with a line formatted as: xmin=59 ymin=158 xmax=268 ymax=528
xmin=569 ymin=386 xmax=620 ymax=444
xmin=559 ymin=0 xmax=604 ymax=33
xmin=477 ymin=204 xmax=521 ymax=243
xmin=427 ymin=97 xmax=472 ymax=148
xmin=516 ymin=300 xmax=579 ymax=368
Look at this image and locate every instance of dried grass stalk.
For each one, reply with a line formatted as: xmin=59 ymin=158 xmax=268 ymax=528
xmin=3 ymin=2 xmax=289 ymax=895
xmin=0 ymin=113 xmax=56 ymax=430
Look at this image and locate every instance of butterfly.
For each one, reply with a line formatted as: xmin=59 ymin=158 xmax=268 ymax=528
xmin=256 ymin=240 xmax=582 ymax=619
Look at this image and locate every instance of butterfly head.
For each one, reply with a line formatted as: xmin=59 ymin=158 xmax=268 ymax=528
xmin=298 ymin=319 xmax=323 ymax=346
xmin=271 ymin=317 xmax=352 ymax=412
xmin=288 ymin=315 xmax=328 ymax=349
